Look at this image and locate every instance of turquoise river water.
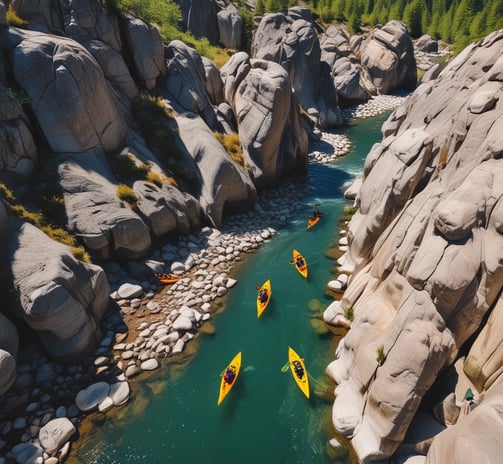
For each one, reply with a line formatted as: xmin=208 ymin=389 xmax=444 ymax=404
xmin=70 ymin=113 xmax=389 ymax=464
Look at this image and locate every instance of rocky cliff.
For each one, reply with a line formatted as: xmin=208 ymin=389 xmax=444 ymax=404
xmin=324 ymin=30 xmax=503 ymax=463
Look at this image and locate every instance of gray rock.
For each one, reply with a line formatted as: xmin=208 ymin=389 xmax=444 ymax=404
xmin=360 ymin=20 xmax=417 ymax=95
xmin=39 ymin=418 xmax=76 ymax=455
xmin=122 ymin=14 xmax=165 ymax=90
xmin=176 ymin=0 xmax=218 ymax=44
xmin=163 ymin=40 xmax=218 ymax=129
xmin=217 ymin=4 xmax=241 ymax=49
xmin=326 ymin=29 xmax=503 ymax=464
xmin=86 ymin=40 xmax=138 ymax=100
xmin=0 ymin=84 xmax=37 ymax=178
xmin=202 ymin=56 xmax=224 ymax=105
xmin=140 ymin=359 xmax=159 ymax=371
xmin=221 ymin=53 xmax=308 ymax=188
xmin=10 ymin=33 xmax=127 ymax=153
xmin=415 ymin=34 xmax=438 ymax=53
xmin=4 ymin=217 xmax=109 ymax=361
xmin=109 ymin=381 xmax=130 ymax=406
xmin=75 ymin=382 xmax=111 ymax=412
xmin=174 ymin=111 xmax=257 ymax=227
xmin=134 ymin=181 xmax=201 ymax=237
xmin=251 ymin=11 xmax=341 ymax=128
xmin=11 ymin=441 xmax=43 ymax=463
xmin=58 ymin=152 xmax=152 ymax=260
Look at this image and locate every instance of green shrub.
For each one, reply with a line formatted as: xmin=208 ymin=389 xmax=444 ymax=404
xmin=108 ymin=152 xmax=150 ymax=181
xmin=344 ymin=306 xmax=354 ymax=321
xmin=133 ymin=94 xmax=178 ymax=158
xmin=117 ymin=183 xmax=137 ymax=205
xmin=343 ymin=205 xmax=358 ymax=216
xmin=376 ymin=345 xmax=386 ymax=366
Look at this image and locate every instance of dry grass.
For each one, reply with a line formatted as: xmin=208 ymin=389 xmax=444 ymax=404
xmin=214 ymin=132 xmax=246 ymax=169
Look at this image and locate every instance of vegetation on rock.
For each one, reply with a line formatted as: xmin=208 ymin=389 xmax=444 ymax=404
xmin=0 ymin=184 xmax=90 ymax=263
xmin=214 ymin=132 xmax=246 ymax=169
xmin=116 ymin=183 xmax=138 ymax=205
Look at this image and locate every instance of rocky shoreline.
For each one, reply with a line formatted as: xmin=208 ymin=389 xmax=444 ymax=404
xmin=0 ymin=94 xmax=407 ymax=464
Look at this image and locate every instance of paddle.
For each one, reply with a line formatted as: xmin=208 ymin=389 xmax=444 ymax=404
xmin=280 ymin=360 xmax=290 ymax=373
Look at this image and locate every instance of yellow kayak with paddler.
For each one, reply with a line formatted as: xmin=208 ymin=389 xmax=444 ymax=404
xmin=256 ymin=279 xmax=272 ymax=318
xmin=288 ymin=346 xmax=309 ymax=399
xmin=218 ymin=351 xmax=242 ymax=406
xmin=292 ymin=249 xmax=308 ymax=279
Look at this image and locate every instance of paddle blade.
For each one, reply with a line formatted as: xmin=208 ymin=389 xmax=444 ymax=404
xmin=280 ymin=361 xmax=290 ymax=373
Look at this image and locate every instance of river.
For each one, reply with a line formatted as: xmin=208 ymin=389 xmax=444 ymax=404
xmin=69 ymin=113 xmax=389 ymax=464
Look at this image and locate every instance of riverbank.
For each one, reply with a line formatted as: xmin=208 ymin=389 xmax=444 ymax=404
xmin=0 ymin=93 xmax=408 ymax=464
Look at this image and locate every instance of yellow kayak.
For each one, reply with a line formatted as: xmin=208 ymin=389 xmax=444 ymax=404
xmin=257 ymin=279 xmax=271 ymax=318
xmin=288 ymin=346 xmax=309 ymax=399
xmin=292 ymin=249 xmax=308 ymax=279
xmin=217 ymin=351 xmax=242 ymax=406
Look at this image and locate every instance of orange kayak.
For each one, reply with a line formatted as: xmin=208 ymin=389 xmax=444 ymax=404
xmin=306 ymin=215 xmax=321 ymax=230
xmin=154 ymin=273 xmax=181 ymax=284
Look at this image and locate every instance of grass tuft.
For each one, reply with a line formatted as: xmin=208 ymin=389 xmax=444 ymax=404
xmin=214 ymin=132 xmax=246 ymax=169
xmin=117 ymin=183 xmax=137 ymax=205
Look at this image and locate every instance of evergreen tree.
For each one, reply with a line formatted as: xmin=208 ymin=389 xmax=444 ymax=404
xmin=349 ymin=11 xmax=360 ymax=32
xmin=486 ymin=0 xmax=503 ymax=32
xmin=389 ymin=0 xmax=406 ymax=19
xmin=469 ymin=9 xmax=487 ymax=41
xmin=403 ymin=0 xmax=424 ymax=37
xmin=255 ymin=0 xmax=265 ymax=15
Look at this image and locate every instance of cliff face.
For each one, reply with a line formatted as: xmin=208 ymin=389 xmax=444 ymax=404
xmin=324 ymin=30 xmax=503 ymax=463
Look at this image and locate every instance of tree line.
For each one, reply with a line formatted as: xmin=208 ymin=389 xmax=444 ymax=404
xmin=254 ymin=0 xmax=503 ymax=51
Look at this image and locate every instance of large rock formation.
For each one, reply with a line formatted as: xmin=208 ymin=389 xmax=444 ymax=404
xmin=324 ymin=30 xmax=503 ymax=463
xmin=221 ymin=52 xmax=309 ymax=188
xmin=359 ymin=20 xmax=417 ymax=95
xmin=320 ymin=25 xmax=370 ymax=104
xmin=251 ymin=8 xmax=342 ymax=128
xmin=9 ymin=32 xmax=128 ymax=154
xmin=0 ymin=203 xmax=109 ymax=363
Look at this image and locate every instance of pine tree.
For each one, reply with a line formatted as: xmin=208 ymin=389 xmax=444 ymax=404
xmin=403 ymin=0 xmax=424 ymax=37
xmin=255 ymin=0 xmax=265 ymax=15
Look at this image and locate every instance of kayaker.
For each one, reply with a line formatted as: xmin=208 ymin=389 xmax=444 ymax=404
xmin=293 ymin=361 xmax=304 ymax=379
xmin=296 ymin=256 xmax=304 ymax=268
xmin=224 ymin=367 xmax=236 ymax=384
xmin=259 ymin=288 xmax=269 ymax=303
